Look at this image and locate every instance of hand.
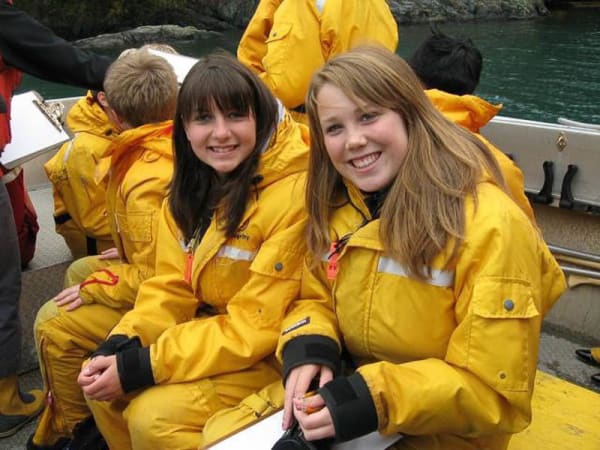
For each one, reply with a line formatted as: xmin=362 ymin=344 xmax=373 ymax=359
xmin=282 ymin=364 xmax=333 ymax=430
xmin=77 ymin=358 xmax=101 ymax=388
xmin=98 ymin=247 xmax=120 ymax=260
xmin=78 ymin=355 xmax=124 ymax=401
xmin=294 ymin=394 xmax=335 ymax=441
xmin=53 ymin=284 xmax=84 ymax=311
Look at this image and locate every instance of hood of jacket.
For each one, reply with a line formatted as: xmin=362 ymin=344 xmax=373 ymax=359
xmin=426 ymin=89 xmax=502 ymax=133
xmin=65 ymin=91 xmax=116 ymax=137
xmin=96 ymin=120 xmax=173 ymax=183
xmin=253 ymin=105 xmax=310 ymax=189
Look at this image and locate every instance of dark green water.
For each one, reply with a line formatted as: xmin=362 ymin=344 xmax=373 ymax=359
xmin=18 ymin=8 xmax=600 ymax=124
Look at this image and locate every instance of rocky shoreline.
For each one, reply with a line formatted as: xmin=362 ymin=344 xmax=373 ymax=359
xmin=16 ymin=0 xmax=551 ymax=43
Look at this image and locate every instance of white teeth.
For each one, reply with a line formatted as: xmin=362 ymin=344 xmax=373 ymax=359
xmin=351 ymin=153 xmax=379 ymax=168
xmin=210 ymin=146 xmax=235 ymax=153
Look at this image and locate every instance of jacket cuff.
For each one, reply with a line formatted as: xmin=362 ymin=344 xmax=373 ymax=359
xmin=282 ymin=335 xmax=340 ymax=384
xmin=116 ymin=347 xmax=155 ymax=393
xmin=91 ymin=334 xmax=129 ymax=357
xmin=319 ymin=373 xmax=378 ymax=442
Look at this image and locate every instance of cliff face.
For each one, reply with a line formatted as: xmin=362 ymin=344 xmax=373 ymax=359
xmin=16 ymin=0 xmax=548 ymax=40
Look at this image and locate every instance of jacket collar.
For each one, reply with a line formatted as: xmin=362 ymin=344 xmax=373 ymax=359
xmin=95 ymin=120 xmax=173 ymax=183
xmin=425 ymin=89 xmax=502 ymax=133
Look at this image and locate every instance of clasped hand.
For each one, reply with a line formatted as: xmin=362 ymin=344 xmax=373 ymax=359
xmin=77 ymin=355 xmax=124 ymax=401
xmin=283 ymin=364 xmax=336 ymax=441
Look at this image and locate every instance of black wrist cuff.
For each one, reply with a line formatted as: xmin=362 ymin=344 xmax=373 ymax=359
xmin=116 ymin=346 xmax=154 ymax=393
xmin=282 ymin=335 xmax=340 ymax=384
xmin=91 ymin=334 xmax=129 ymax=357
xmin=319 ymin=373 xmax=378 ymax=442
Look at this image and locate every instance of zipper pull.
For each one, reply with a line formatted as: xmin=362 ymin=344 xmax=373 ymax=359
xmin=327 ymin=241 xmax=340 ymax=280
xmin=184 ymin=245 xmax=193 ymax=284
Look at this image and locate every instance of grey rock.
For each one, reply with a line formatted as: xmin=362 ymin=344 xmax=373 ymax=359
xmin=75 ymin=25 xmax=220 ymax=50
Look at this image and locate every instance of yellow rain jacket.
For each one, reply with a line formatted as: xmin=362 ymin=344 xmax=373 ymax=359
xmin=278 ymin=178 xmax=566 ymax=449
xmin=238 ymin=0 xmax=398 ymax=122
xmin=87 ymin=111 xmax=309 ymax=450
xmin=44 ymin=92 xmax=117 ymax=258
xmin=426 ymin=88 xmax=535 ymax=223
xmin=111 ymin=112 xmax=308 ymax=382
xmin=78 ymin=120 xmax=173 ymax=309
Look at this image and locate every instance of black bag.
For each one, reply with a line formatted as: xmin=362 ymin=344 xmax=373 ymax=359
xmin=272 ymin=420 xmax=332 ymax=450
xmin=69 ymin=416 xmax=108 ymax=450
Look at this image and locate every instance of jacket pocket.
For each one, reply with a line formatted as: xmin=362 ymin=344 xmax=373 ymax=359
xmin=264 ymin=22 xmax=293 ymax=74
xmin=467 ymin=277 xmax=540 ymax=392
xmin=117 ymin=210 xmax=153 ymax=243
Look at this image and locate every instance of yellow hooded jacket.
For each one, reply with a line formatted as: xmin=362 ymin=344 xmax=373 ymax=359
xmin=238 ymin=0 xmax=398 ymax=121
xmin=44 ymin=91 xmax=117 ymax=258
xmin=109 ymin=111 xmax=309 ymax=386
xmin=426 ymin=88 xmax=535 ymax=223
xmin=78 ymin=120 xmax=173 ymax=309
xmin=278 ymin=178 xmax=566 ymax=449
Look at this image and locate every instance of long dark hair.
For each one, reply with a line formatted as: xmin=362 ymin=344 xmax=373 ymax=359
xmin=170 ymin=52 xmax=278 ymax=242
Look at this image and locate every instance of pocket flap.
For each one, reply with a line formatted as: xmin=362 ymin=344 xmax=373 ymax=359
xmin=266 ymin=22 xmax=292 ymax=43
xmin=250 ymin=243 xmax=302 ymax=281
xmin=472 ymin=277 xmax=539 ymax=319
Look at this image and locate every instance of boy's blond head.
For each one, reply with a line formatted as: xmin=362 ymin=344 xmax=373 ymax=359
xmin=103 ymin=50 xmax=178 ymax=128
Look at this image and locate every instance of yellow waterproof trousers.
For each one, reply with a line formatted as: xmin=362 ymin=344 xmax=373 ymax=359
xmin=56 ymin=217 xmax=114 ymax=260
xmin=32 ymin=256 xmax=127 ymax=446
xmin=87 ymin=361 xmax=281 ymax=450
xmin=199 ymin=380 xmax=284 ymax=448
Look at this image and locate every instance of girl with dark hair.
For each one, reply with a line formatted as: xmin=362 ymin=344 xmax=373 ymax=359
xmin=78 ymin=52 xmax=310 ymax=450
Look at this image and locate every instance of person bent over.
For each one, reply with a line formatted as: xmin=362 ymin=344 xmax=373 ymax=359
xmin=30 ymin=50 xmax=178 ymax=449
xmin=44 ymin=90 xmax=118 ymax=260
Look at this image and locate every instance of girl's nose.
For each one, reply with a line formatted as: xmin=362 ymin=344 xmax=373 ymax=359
xmin=345 ymin=126 xmax=367 ymax=150
xmin=213 ymin=116 xmax=231 ymax=139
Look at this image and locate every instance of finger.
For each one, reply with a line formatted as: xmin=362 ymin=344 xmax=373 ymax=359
xmin=82 ymin=383 xmax=100 ymax=398
xmin=86 ymin=356 xmax=110 ymax=372
xmin=294 ymin=393 xmax=325 ymax=414
xmin=83 ymin=377 xmax=106 ymax=398
xmin=65 ymin=298 xmax=83 ymax=311
xmin=82 ymin=357 xmax=107 ymax=376
xmin=54 ymin=291 xmax=79 ymax=306
xmin=53 ymin=287 xmax=75 ymax=303
xmin=78 ymin=373 xmax=97 ymax=387
xmin=283 ymin=370 xmax=299 ymax=430
xmin=293 ymin=366 xmax=317 ymax=400
xmin=99 ymin=248 xmax=119 ymax=259
xmin=302 ymin=423 xmax=336 ymax=441
xmin=297 ymin=408 xmax=335 ymax=440
xmin=319 ymin=367 xmax=334 ymax=387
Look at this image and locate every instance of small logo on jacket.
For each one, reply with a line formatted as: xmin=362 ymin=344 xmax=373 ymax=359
xmin=281 ymin=317 xmax=310 ymax=335
xmin=235 ymin=219 xmax=250 ymax=241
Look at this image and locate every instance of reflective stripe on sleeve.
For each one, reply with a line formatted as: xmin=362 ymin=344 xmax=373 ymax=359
xmin=377 ymin=256 xmax=454 ymax=288
xmin=217 ymin=245 xmax=257 ymax=261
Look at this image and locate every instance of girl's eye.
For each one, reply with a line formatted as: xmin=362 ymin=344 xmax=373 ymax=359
xmin=360 ymin=112 xmax=379 ymax=122
xmin=195 ymin=112 xmax=212 ymax=123
xmin=325 ymin=123 xmax=342 ymax=135
xmin=228 ymin=111 xmax=247 ymax=119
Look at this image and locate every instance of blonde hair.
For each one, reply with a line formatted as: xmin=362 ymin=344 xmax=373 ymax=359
xmin=103 ymin=49 xmax=178 ymax=127
xmin=140 ymin=43 xmax=179 ymax=54
xmin=305 ymin=45 xmax=505 ymax=279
